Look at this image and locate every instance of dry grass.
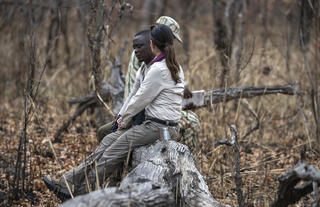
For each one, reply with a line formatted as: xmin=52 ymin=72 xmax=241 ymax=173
xmin=0 ymin=3 xmax=319 ymax=206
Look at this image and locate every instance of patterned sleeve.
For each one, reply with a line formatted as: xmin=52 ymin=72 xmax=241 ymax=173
xmin=124 ymin=51 xmax=141 ymax=99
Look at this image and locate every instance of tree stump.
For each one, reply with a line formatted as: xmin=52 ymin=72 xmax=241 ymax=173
xmin=61 ymin=140 xmax=229 ymax=207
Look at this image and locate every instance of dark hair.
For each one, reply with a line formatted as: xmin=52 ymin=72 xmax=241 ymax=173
xmin=151 ymin=24 xmax=181 ymax=84
xmin=135 ymin=30 xmax=150 ymax=38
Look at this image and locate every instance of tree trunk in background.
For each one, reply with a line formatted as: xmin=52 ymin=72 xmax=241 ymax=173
xmin=61 ymin=9 xmax=71 ymax=68
xmin=157 ymin=0 xmax=167 ymax=16
xmin=234 ymin=0 xmax=247 ymax=84
xmin=285 ymin=2 xmax=299 ymax=82
xmin=88 ymin=0 xmax=105 ymax=126
xmin=315 ymin=1 xmax=320 ymax=149
xmin=141 ymin=0 xmax=156 ymax=30
xmin=299 ymin=0 xmax=315 ymax=45
xmin=212 ymin=0 xmax=231 ymax=88
xmin=299 ymin=0 xmax=320 ymax=149
xmin=46 ymin=0 xmax=59 ymax=69
xmin=181 ymin=0 xmax=195 ymax=67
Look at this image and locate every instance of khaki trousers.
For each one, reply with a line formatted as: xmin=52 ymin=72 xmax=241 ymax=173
xmin=96 ymin=121 xmax=114 ymax=143
xmin=61 ymin=120 xmax=179 ymax=195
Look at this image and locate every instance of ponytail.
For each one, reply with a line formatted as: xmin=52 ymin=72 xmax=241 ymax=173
xmin=164 ymin=44 xmax=181 ymax=84
xmin=151 ymin=24 xmax=181 ymax=84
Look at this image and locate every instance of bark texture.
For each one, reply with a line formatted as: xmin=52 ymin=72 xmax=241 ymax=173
xmin=61 ymin=140 xmax=229 ymax=207
xmin=271 ymin=160 xmax=320 ymax=207
xmin=204 ymin=84 xmax=299 ymax=106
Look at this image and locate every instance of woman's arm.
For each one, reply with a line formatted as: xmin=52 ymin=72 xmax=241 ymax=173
xmin=120 ymin=66 xmax=164 ymax=128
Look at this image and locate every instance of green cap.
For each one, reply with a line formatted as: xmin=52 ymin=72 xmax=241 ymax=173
xmin=156 ymin=16 xmax=182 ymax=43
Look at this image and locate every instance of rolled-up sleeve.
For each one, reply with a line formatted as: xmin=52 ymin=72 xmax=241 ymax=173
xmin=121 ymin=67 xmax=164 ymax=128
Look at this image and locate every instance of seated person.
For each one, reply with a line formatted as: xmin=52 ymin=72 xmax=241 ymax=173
xmin=98 ymin=16 xmax=200 ymax=150
xmin=44 ymin=24 xmax=185 ymax=198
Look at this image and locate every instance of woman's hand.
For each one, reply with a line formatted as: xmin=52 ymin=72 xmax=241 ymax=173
xmin=183 ymin=87 xmax=193 ymax=99
xmin=117 ymin=117 xmax=123 ymax=130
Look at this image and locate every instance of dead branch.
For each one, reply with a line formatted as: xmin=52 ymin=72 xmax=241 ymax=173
xmin=204 ymin=83 xmax=300 ymax=106
xmin=53 ymin=99 xmax=97 ymax=143
xmin=61 ymin=140 xmax=230 ymax=207
xmin=215 ymin=125 xmax=245 ymax=207
xmin=240 ymin=100 xmax=259 ymax=140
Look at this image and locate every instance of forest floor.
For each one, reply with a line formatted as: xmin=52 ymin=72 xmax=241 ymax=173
xmin=1 ymin=93 xmax=319 ymax=207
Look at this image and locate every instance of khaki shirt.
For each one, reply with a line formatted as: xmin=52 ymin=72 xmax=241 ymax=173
xmin=121 ymin=59 xmax=184 ymax=128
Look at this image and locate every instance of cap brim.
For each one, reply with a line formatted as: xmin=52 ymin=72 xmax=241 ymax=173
xmin=174 ymin=34 xmax=183 ymax=43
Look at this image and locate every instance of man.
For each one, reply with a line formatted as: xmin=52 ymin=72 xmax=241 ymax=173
xmin=44 ymin=30 xmax=156 ymax=199
xmin=98 ymin=16 xmax=200 ymax=149
xmin=123 ymin=16 xmax=200 ymax=149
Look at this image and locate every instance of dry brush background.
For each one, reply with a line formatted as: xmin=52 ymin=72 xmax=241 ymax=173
xmin=0 ymin=0 xmax=319 ymax=206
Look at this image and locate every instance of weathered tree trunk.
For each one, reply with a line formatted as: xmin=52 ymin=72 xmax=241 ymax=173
xmin=60 ymin=140 xmax=229 ymax=207
xmin=271 ymin=150 xmax=320 ymax=207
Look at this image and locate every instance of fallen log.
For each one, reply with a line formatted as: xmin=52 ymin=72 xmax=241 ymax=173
xmin=53 ymin=82 xmax=113 ymax=142
xmin=53 ymin=40 xmax=126 ymax=142
xmin=55 ymin=83 xmax=300 ymax=141
xmin=60 ymin=140 xmax=230 ymax=207
xmin=204 ymin=83 xmax=300 ymax=106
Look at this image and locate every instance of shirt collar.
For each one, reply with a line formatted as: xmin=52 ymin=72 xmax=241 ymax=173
xmin=150 ymin=52 xmax=165 ymax=66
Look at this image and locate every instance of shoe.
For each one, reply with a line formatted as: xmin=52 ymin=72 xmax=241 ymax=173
xmin=43 ymin=176 xmax=71 ymax=201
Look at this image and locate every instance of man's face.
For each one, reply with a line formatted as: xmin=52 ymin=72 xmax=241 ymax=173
xmin=133 ymin=34 xmax=153 ymax=62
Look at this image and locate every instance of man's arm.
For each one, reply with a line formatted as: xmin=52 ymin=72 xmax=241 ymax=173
xmin=119 ymin=66 xmax=143 ymax=116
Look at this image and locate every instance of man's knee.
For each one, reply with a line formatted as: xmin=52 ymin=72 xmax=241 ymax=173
xmin=97 ymin=121 xmax=114 ymax=143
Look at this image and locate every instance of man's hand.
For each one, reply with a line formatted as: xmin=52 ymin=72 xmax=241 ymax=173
xmin=117 ymin=117 xmax=123 ymax=131
xmin=183 ymin=87 xmax=193 ymax=99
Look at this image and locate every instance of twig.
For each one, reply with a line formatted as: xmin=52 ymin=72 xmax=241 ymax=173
xmin=63 ymin=175 xmax=74 ymax=199
xmin=215 ymin=125 xmax=244 ymax=207
xmin=47 ymin=140 xmax=74 ymax=198
xmin=313 ymin=182 xmax=319 ymax=207
xmin=240 ymin=100 xmax=259 ymax=140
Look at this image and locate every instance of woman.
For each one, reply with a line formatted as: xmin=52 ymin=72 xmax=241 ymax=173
xmin=44 ymin=24 xmax=184 ymax=199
